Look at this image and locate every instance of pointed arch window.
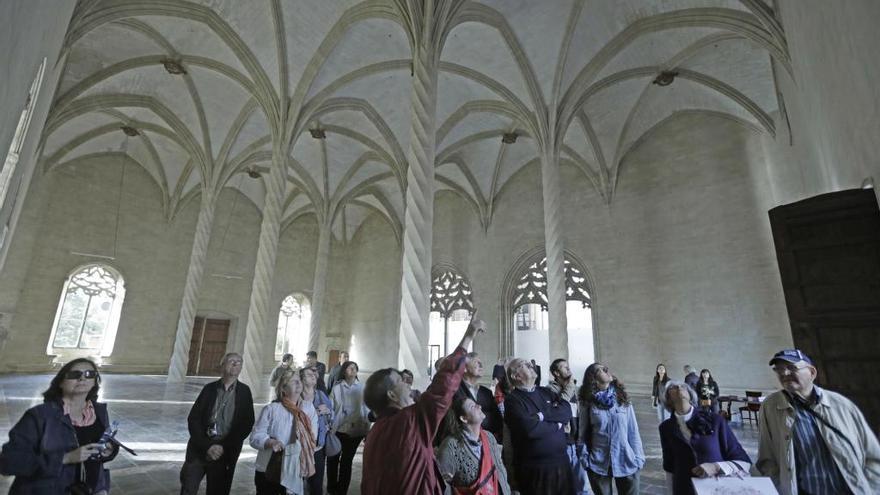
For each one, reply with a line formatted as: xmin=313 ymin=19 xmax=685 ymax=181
xmin=48 ymin=264 xmax=126 ymax=356
xmin=509 ymin=253 xmax=595 ymax=385
xmin=512 ymin=257 xmax=592 ymax=314
xmin=512 ymin=257 xmax=593 ymax=333
xmin=429 ymin=267 xmax=474 ymax=359
xmin=275 ymin=294 xmax=311 ymax=362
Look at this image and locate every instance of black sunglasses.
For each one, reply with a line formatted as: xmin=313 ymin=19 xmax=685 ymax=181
xmin=64 ymin=369 xmax=98 ymax=380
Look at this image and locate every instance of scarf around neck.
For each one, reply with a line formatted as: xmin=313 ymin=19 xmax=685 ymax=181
xmin=281 ymin=397 xmax=316 ymax=478
xmin=63 ymin=399 xmax=96 ymax=426
xmin=593 ymin=385 xmax=617 ymax=409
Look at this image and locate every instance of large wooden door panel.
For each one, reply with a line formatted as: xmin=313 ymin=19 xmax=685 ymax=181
xmin=770 ymin=188 xmax=880 ymax=433
xmin=185 ymin=317 xmax=230 ymax=376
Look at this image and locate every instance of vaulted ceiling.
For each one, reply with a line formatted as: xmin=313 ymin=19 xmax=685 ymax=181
xmin=40 ymin=0 xmax=789 ymax=241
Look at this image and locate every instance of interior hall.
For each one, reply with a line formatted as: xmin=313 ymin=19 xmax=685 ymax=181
xmin=1 ymin=1 xmax=878 ymax=494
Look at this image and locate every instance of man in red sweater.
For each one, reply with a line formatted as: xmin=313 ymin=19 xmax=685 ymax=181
xmin=360 ymin=313 xmax=486 ymax=495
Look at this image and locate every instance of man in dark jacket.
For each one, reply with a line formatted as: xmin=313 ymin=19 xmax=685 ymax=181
xmin=455 ymin=352 xmax=503 ymax=440
xmin=684 ymin=365 xmax=699 ymax=389
xmin=306 ymin=351 xmax=327 ymax=392
xmin=180 ymin=352 xmax=255 ymax=495
xmin=506 ymin=357 xmax=575 ymax=494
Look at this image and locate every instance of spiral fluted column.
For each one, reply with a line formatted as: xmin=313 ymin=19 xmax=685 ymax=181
xmin=240 ymin=146 xmax=287 ymax=391
xmin=167 ymin=191 xmax=216 ymax=382
xmin=397 ymin=44 xmax=439 ymax=383
xmin=308 ymin=220 xmax=331 ymax=357
xmin=541 ymin=150 xmax=569 ymax=360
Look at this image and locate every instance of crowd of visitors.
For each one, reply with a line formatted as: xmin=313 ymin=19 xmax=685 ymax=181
xmin=1 ymin=322 xmax=878 ymax=495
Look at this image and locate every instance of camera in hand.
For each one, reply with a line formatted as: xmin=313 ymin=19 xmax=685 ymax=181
xmin=90 ymin=420 xmax=119 ymax=460
xmin=207 ymin=422 xmax=220 ymax=439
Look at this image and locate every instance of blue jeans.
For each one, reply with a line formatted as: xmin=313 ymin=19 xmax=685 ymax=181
xmin=567 ymin=444 xmax=590 ymax=495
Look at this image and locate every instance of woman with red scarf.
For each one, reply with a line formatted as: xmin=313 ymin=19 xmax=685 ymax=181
xmin=438 ymin=396 xmax=510 ymax=495
xmin=250 ymin=369 xmax=317 ymax=494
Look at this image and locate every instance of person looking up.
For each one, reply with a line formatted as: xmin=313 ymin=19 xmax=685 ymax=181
xmin=360 ymin=312 xmax=486 ymax=495
xmin=757 ymin=349 xmax=880 ymax=495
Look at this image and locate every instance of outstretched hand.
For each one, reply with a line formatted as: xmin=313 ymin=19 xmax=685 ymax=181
xmin=457 ymin=310 xmax=486 ymax=350
xmin=467 ymin=310 xmax=487 ymax=334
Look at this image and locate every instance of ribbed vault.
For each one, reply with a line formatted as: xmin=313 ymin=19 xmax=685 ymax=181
xmin=40 ymin=0 xmax=788 ymax=236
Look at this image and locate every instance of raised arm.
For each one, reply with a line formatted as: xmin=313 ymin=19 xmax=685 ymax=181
xmin=416 ymin=312 xmax=487 ymax=439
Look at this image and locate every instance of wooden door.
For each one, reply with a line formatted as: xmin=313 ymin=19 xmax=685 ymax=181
xmin=186 ymin=317 xmax=231 ymax=376
xmin=769 ymin=188 xmax=880 ymax=432
xmin=328 ymin=349 xmax=340 ymax=368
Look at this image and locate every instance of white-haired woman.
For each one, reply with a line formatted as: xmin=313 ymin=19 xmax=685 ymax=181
xmin=251 ymin=369 xmax=318 ymax=495
xmin=659 ymin=380 xmax=750 ymax=495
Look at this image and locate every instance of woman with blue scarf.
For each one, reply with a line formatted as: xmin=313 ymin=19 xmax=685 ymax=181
xmin=577 ymin=362 xmax=645 ymax=495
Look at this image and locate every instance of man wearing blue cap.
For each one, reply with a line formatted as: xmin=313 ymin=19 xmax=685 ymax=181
xmin=756 ymin=349 xmax=880 ymax=495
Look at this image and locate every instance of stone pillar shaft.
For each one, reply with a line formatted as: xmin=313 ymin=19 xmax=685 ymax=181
xmin=240 ymin=146 xmax=286 ymax=390
xmin=541 ymin=150 xmax=569 ymax=360
xmin=308 ymin=220 xmax=331 ymax=356
xmin=167 ymin=191 xmax=216 ymax=382
xmin=397 ymin=43 xmax=439 ymax=381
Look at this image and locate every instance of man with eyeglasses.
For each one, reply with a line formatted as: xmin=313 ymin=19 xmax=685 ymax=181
xmin=180 ymin=353 xmax=255 ymax=495
xmin=756 ymin=349 xmax=880 ymax=495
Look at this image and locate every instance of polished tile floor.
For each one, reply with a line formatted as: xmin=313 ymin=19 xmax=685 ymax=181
xmin=0 ymin=374 xmax=759 ymax=494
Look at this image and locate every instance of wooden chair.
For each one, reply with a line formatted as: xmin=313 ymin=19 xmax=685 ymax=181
xmin=739 ymin=390 xmax=763 ymax=424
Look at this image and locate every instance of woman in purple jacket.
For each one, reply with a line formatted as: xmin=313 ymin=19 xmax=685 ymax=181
xmin=659 ymin=381 xmax=750 ymax=495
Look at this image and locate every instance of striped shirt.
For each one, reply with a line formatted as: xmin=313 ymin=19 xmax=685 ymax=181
xmin=790 ymin=391 xmax=851 ymax=495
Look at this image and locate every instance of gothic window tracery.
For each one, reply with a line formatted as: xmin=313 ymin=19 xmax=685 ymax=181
xmin=512 ymin=257 xmax=592 ymax=312
xmin=430 ymin=269 xmax=475 ymax=318
xmin=275 ymin=293 xmax=311 ymax=361
xmin=50 ymin=264 xmax=125 ymax=351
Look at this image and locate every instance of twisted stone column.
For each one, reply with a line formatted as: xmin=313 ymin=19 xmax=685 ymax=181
xmin=167 ymin=190 xmax=216 ymax=382
xmin=308 ymin=220 xmax=331 ymax=356
xmin=541 ymin=150 xmax=569 ymax=360
xmin=397 ymin=44 xmax=439 ymax=383
xmin=240 ymin=146 xmax=287 ymax=391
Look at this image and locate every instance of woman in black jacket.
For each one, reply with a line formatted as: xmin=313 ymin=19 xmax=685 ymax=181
xmin=0 ymin=358 xmax=117 ymax=494
xmin=652 ymin=363 xmax=671 ymax=423
xmin=696 ymin=369 xmax=720 ymax=413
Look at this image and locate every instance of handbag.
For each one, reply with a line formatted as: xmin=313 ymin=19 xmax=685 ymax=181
xmin=68 ymin=464 xmax=93 ymax=495
xmin=324 ymin=429 xmax=342 ymax=457
xmin=265 ymin=418 xmax=298 ymax=484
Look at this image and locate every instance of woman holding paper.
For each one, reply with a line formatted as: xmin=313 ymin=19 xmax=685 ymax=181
xmin=659 ymin=381 xmax=750 ymax=495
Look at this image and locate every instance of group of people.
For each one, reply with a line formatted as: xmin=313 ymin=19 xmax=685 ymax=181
xmin=1 ymin=321 xmax=879 ymax=495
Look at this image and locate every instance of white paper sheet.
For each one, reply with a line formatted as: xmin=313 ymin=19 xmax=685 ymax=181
xmin=692 ymin=476 xmax=778 ymax=495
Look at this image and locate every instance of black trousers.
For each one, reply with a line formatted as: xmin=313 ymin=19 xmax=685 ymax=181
xmin=179 ymin=451 xmax=240 ymax=495
xmin=254 ymin=470 xmax=286 ymax=495
xmin=307 ymin=446 xmax=327 ymax=495
xmin=515 ymin=462 xmax=576 ymax=495
xmin=326 ymin=433 xmax=363 ymax=495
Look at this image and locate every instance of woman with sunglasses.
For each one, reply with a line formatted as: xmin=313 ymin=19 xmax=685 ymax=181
xmin=0 ymin=358 xmax=117 ymax=494
xmin=578 ymin=363 xmax=644 ymax=495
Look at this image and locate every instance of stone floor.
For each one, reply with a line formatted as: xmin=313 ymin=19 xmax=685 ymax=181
xmin=0 ymin=374 xmax=760 ymax=494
